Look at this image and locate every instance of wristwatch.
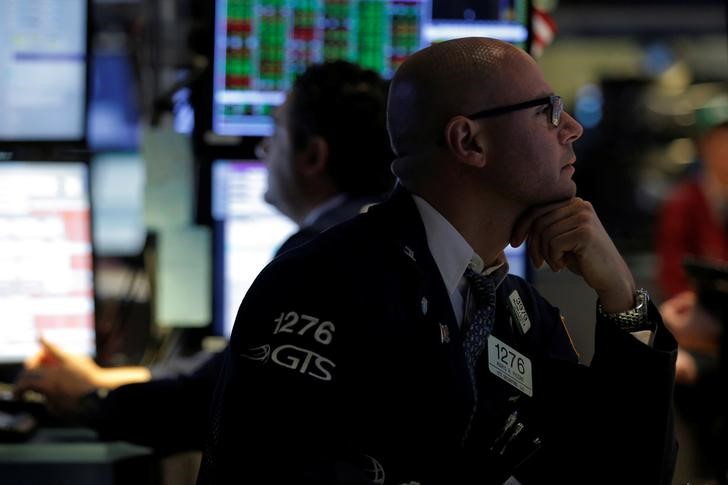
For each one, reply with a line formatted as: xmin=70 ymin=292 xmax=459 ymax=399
xmin=597 ymin=289 xmax=654 ymax=332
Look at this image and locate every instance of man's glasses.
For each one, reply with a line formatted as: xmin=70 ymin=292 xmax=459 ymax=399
xmin=467 ymin=95 xmax=563 ymax=127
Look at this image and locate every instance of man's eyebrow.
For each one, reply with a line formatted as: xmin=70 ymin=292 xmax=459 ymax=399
xmin=533 ymin=92 xmax=554 ymax=100
xmin=528 ymin=93 xmax=555 ymax=109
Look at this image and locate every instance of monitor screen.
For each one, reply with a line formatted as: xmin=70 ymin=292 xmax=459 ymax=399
xmin=0 ymin=162 xmax=96 ymax=363
xmin=91 ymin=153 xmax=146 ymax=257
xmin=87 ymin=52 xmax=141 ymax=151
xmin=212 ymin=0 xmax=530 ymax=137
xmin=212 ymin=160 xmax=297 ymax=337
xmin=0 ymin=0 xmax=88 ymax=142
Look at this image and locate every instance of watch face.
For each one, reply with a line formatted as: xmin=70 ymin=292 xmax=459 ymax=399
xmin=636 ymin=290 xmax=649 ymax=314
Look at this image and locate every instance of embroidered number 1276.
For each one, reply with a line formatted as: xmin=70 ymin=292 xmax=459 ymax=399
xmin=273 ymin=311 xmax=335 ymax=345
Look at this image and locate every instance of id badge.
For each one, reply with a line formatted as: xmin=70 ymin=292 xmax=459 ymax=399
xmin=488 ymin=335 xmax=533 ymax=397
xmin=507 ymin=290 xmax=531 ymax=335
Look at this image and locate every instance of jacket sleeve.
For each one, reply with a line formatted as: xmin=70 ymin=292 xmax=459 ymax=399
xmin=86 ymin=352 xmax=224 ymax=454
xmin=198 ymin=259 xmax=372 ymax=485
xmin=587 ymin=301 xmax=678 ymax=483
xmin=521 ymin=282 xmax=677 ymax=484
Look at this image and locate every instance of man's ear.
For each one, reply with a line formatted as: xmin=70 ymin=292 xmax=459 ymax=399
xmin=444 ymin=116 xmax=487 ymax=168
xmin=297 ymin=135 xmax=329 ymax=177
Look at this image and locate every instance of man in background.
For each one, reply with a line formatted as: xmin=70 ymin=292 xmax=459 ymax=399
xmin=14 ymin=60 xmax=395 ymax=453
xmin=657 ymin=120 xmax=728 ymax=479
xmin=657 ymin=121 xmax=728 ymax=385
xmin=658 ymin=120 xmax=728 ymax=382
xmin=658 ymin=121 xmax=728 ymax=304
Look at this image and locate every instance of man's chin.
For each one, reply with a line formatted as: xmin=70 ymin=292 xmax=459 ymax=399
xmin=264 ymin=192 xmax=293 ymax=219
xmin=559 ymin=180 xmax=577 ymax=200
xmin=565 ymin=180 xmax=577 ymax=199
xmin=541 ymin=182 xmax=577 ymax=206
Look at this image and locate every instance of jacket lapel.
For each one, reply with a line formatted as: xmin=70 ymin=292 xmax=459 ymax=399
xmin=369 ymin=186 xmax=459 ymax=333
xmin=369 ymin=186 xmax=475 ymax=430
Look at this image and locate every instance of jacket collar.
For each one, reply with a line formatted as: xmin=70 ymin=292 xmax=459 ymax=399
xmin=370 ymin=185 xmax=476 ymax=429
xmin=368 ymin=185 xmax=459 ymax=332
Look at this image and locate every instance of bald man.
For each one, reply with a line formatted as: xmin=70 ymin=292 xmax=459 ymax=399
xmin=198 ymin=38 xmax=677 ymax=485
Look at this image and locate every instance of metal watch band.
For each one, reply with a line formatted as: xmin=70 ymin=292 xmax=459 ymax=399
xmin=597 ymin=289 xmax=654 ymax=333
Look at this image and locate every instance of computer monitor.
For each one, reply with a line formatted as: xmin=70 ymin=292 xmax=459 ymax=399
xmin=90 ymin=153 xmax=146 ymax=257
xmin=87 ymin=52 xmax=141 ymax=151
xmin=212 ymin=160 xmax=297 ymax=337
xmin=0 ymin=0 xmax=89 ymax=143
xmin=426 ymin=0 xmax=530 ymax=45
xmin=0 ymin=162 xmax=96 ymax=363
xmin=211 ymin=0 xmax=530 ymax=137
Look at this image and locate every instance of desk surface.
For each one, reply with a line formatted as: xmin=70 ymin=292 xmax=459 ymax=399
xmin=0 ymin=427 xmax=152 ymax=463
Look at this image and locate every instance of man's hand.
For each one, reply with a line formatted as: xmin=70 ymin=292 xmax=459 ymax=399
xmin=14 ymin=339 xmax=100 ymax=416
xmin=659 ymin=291 xmax=720 ymax=354
xmin=14 ymin=339 xmax=151 ymax=417
xmin=510 ymin=197 xmax=636 ymax=313
xmin=675 ymin=348 xmax=699 ymax=385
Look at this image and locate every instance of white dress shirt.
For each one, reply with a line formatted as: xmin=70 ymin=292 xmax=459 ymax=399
xmin=412 ymin=194 xmax=507 ymax=327
xmin=301 ymin=194 xmax=348 ymax=228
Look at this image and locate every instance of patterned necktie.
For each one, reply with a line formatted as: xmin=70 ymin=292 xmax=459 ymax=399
xmin=461 ymin=266 xmax=497 ymax=443
xmin=463 ymin=267 xmax=497 ymax=373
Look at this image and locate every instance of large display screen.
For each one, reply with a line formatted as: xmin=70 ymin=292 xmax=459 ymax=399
xmin=212 ymin=160 xmax=297 ymax=337
xmin=87 ymin=52 xmax=141 ymax=151
xmin=91 ymin=153 xmax=146 ymax=257
xmin=0 ymin=162 xmax=96 ymax=363
xmin=0 ymin=0 xmax=88 ymax=142
xmin=212 ymin=0 xmax=529 ymax=137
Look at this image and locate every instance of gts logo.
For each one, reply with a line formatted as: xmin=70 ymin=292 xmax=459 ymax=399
xmin=271 ymin=344 xmax=335 ymax=382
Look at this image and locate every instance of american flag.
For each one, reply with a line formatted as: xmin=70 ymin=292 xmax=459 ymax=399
xmin=532 ymin=7 xmax=558 ymax=58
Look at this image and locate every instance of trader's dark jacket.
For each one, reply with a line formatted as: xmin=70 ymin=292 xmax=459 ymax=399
xmin=85 ymin=194 xmax=384 ymax=454
xmin=198 ymin=187 xmax=678 ymax=484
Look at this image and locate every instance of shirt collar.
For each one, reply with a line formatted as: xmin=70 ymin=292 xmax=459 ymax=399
xmin=412 ymin=194 xmax=510 ymax=297
xmin=301 ymin=194 xmax=348 ymax=227
xmin=477 ymin=253 xmax=510 ymax=284
xmin=412 ymin=195 xmax=473 ymax=298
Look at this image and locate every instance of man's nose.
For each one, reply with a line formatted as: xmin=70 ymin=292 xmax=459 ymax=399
xmin=255 ymin=138 xmax=270 ymax=160
xmin=560 ymin=111 xmax=583 ymax=144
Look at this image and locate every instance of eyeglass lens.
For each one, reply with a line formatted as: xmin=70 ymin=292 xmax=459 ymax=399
xmin=551 ymin=97 xmax=563 ymax=127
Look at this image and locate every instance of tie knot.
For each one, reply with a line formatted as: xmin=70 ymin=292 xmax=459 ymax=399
xmin=464 ymin=267 xmax=496 ymax=307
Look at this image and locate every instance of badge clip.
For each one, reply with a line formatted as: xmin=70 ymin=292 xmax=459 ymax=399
xmin=439 ymin=323 xmax=450 ymax=344
xmin=507 ymin=290 xmax=532 ymax=335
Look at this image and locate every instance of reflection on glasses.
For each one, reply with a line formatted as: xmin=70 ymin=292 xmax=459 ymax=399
xmin=467 ymin=95 xmax=563 ymax=127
